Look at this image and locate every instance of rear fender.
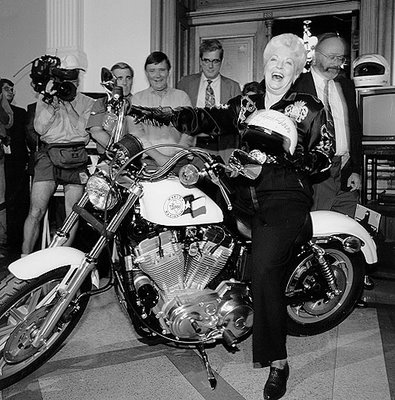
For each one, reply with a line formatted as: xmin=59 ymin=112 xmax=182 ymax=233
xmin=311 ymin=210 xmax=377 ymax=264
xmin=8 ymin=247 xmax=86 ymax=280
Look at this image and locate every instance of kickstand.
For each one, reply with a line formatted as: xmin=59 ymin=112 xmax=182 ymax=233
xmin=197 ymin=343 xmax=217 ymax=390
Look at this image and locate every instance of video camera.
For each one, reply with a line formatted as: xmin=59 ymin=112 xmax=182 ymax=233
xmin=30 ymin=55 xmax=78 ymax=103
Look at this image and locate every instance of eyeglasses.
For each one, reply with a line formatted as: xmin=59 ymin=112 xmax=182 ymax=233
xmin=2 ymin=87 xmax=14 ymax=93
xmin=315 ymin=49 xmax=347 ymax=64
xmin=201 ymin=58 xmax=222 ymax=66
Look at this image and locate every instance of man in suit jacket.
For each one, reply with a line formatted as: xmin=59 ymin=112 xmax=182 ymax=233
xmin=177 ymin=39 xmax=241 ymax=160
xmin=0 ymin=80 xmax=13 ymax=257
xmin=292 ymin=32 xmax=362 ymax=218
xmin=0 ymin=79 xmax=30 ymax=253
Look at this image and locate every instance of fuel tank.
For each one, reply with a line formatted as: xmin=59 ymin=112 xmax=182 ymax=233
xmin=139 ymin=177 xmax=223 ymax=226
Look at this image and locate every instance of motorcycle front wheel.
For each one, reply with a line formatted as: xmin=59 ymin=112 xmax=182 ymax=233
xmin=0 ymin=267 xmax=91 ymax=389
xmin=285 ymin=245 xmax=365 ymax=337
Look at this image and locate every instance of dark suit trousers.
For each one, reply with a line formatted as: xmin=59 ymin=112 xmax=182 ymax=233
xmin=251 ymin=192 xmax=311 ymax=367
xmin=312 ymin=156 xmax=359 ymax=218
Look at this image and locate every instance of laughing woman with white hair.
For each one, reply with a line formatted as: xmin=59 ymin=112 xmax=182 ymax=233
xmin=127 ymin=33 xmax=335 ymax=399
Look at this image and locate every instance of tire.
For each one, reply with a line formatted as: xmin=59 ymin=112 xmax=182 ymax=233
xmin=0 ymin=267 xmax=91 ymax=389
xmin=285 ymin=246 xmax=365 ymax=337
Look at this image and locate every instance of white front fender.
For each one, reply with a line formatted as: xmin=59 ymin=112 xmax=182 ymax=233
xmin=8 ymin=247 xmax=86 ymax=280
xmin=311 ymin=210 xmax=378 ymax=264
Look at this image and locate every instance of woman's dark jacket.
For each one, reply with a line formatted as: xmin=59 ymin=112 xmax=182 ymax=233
xmin=173 ymin=86 xmax=335 ymax=180
xmin=131 ymin=85 xmax=335 ymax=199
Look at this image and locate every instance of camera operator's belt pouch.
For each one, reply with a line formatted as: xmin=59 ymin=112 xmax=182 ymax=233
xmin=47 ymin=142 xmax=88 ymax=169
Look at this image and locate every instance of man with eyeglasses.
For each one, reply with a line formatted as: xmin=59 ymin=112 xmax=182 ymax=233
xmin=293 ymin=32 xmax=362 ymax=216
xmin=293 ymin=32 xmax=373 ymax=302
xmin=177 ymin=39 xmax=241 ymax=160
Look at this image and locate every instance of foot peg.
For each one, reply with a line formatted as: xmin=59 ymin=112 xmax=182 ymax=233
xmin=363 ymin=275 xmax=375 ymax=290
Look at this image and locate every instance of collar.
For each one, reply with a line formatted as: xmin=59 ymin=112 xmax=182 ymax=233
xmin=259 ymin=79 xmax=295 ymax=106
xmin=310 ymin=67 xmax=327 ymax=89
xmin=201 ymin=74 xmax=221 ymax=84
xmin=148 ymin=86 xmax=169 ymax=97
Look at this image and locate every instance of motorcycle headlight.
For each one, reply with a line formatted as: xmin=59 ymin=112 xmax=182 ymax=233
xmin=86 ymin=174 xmax=118 ymax=210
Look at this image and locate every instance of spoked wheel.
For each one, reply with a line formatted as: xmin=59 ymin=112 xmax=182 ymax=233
xmin=0 ymin=267 xmax=91 ymax=389
xmin=285 ymin=246 xmax=365 ymax=336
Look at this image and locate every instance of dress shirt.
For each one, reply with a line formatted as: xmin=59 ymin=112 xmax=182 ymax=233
xmin=131 ymin=87 xmax=193 ymax=156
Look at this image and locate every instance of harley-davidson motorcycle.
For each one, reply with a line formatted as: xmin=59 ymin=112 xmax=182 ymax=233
xmin=0 ymin=68 xmax=377 ymax=390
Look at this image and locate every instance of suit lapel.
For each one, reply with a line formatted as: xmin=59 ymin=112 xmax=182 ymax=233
xmin=293 ymin=71 xmax=318 ymax=98
xmin=191 ymin=75 xmax=201 ymax=106
xmin=220 ymin=76 xmax=227 ymax=103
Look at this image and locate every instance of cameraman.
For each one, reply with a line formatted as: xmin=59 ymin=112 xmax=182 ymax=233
xmin=21 ymin=55 xmax=95 ymax=256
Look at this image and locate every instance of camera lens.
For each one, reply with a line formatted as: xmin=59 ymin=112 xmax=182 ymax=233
xmin=56 ymin=81 xmax=77 ymax=102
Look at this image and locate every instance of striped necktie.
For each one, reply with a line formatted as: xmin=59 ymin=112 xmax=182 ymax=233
xmin=205 ymin=80 xmax=215 ymax=107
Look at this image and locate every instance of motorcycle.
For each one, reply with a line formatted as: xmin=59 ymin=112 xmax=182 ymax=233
xmin=0 ymin=74 xmax=377 ymax=390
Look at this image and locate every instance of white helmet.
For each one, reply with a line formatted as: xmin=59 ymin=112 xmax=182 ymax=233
xmin=353 ymin=54 xmax=390 ymax=87
xmin=245 ymin=109 xmax=298 ymax=155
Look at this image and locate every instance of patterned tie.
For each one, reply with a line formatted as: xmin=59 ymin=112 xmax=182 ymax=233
xmin=324 ymin=79 xmax=335 ymax=134
xmin=205 ymin=80 xmax=215 ymax=107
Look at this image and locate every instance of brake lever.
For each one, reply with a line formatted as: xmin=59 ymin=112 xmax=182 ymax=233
xmin=206 ymin=163 xmax=233 ymax=211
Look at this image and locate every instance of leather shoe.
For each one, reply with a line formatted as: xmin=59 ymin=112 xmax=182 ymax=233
xmin=264 ymin=363 xmax=289 ymax=400
xmin=363 ymin=275 xmax=375 ymax=290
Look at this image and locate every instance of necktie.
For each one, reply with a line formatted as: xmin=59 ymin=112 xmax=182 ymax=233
xmin=324 ymin=79 xmax=335 ymax=134
xmin=205 ymin=80 xmax=215 ymax=107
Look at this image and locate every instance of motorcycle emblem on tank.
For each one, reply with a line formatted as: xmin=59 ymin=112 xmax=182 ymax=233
xmin=164 ymin=194 xmax=207 ymax=218
xmin=164 ymin=194 xmax=186 ymax=218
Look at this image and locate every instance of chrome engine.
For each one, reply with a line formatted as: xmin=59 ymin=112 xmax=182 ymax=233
xmin=132 ymin=226 xmax=253 ymax=342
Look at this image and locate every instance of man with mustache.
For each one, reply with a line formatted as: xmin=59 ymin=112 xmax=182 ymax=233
xmin=293 ymin=33 xmax=373 ymax=300
xmin=293 ymin=32 xmax=362 ymax=217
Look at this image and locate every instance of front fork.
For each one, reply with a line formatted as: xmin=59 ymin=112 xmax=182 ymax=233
xmin=309 ymin=241 xmax=340 ymax=297
xmin=30 ymin=185 xmax=143 ymax=349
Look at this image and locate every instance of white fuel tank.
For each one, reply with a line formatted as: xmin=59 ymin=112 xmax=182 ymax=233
xmin=139 ymin=177 xmax=223 ymax=226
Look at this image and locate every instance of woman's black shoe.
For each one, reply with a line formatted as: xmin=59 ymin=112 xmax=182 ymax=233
xmin=263 ymin=363 xmax=289 ymax=400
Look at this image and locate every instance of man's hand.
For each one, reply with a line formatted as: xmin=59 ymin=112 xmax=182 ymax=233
xmin=43 ymin=80 xmax=60 ymax=110
xmin=347 ymin=172 xmax=361 ymax=191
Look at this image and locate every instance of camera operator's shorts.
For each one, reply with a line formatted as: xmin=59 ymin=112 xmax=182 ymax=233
xmin=33 ymin=149 xmax=89 ymax=186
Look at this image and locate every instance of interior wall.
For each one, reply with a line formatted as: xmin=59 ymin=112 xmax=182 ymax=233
xmin=83 ymin=0 xmax=151 ymax=95
xmin=0 ymin=0 xmax=151 ymax=109
xmin=0 ymin=0 xmax=46 ymax=108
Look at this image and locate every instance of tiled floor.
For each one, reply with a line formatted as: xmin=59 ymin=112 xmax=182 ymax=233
xmin=1 ymin=275 xmax=394 ymax=400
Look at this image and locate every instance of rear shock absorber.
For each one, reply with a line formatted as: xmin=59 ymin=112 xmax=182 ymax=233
xmin=310 ymin=242 xmax=340 ymax=296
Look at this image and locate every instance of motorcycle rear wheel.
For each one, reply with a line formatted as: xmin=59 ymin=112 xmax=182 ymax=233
xmin=0 ymin=267 xmax=90 ymax=389
xmin=285 ymin=245 xmax=365 ymax=337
